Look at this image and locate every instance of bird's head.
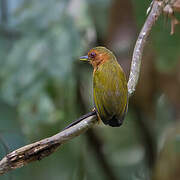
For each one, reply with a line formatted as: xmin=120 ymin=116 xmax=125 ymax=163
xmin=80 ymin=46 xmax=114 ymax=69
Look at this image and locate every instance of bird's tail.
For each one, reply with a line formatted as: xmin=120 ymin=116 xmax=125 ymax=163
xmin=108 ymin=103 xmax=128 ymax=127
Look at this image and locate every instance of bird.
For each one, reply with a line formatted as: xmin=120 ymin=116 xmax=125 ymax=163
xmin=80 ymin=46 xmax=128 ymax=127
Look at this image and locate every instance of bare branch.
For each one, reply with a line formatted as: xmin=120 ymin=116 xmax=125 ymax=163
xmin=0 ymin=115 xmax=97 ymax=175
xmin=0 ymin=0 xmax=178 ymax=176
xmin=128 ymin=0 xmax=171 ymax=96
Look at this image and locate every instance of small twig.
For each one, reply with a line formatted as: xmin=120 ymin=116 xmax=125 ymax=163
xmin=0 ymin=0 xmax=177 ymax=176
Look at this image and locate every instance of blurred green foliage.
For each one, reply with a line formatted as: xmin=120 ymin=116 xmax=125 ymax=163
xmin=0 ymin=0 xmax=180 ymax=180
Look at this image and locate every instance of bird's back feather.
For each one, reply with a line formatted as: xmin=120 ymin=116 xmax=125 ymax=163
xmin=93 ymin=58 xmax=128 ymax=127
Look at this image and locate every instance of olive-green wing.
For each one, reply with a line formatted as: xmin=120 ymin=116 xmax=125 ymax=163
xmin=93 ymin=61 xmax=128 ymax=125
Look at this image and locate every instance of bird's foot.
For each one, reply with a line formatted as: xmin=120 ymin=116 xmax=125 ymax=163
xmin=92 ymin=107 xmax=101 ymax=124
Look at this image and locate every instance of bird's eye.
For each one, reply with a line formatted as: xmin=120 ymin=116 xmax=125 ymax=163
xmin=90 ymin=52 xmax=96 ymax=58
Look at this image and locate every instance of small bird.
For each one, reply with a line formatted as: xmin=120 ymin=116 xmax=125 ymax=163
xmin=80 ymin=46 xmax=128 ymax=127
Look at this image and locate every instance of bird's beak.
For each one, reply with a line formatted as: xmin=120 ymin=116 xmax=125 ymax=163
xmin=80 ymin=55 xmax=89 ymax=61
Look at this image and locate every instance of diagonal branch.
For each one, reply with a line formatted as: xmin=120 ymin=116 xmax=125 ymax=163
xmin=128 ymin=0 xmax=169 ymax=96
xmin=0 ymin=0 xmax=177 ymax=176
xmin=0 ymin=115 xmax=97 ymax=175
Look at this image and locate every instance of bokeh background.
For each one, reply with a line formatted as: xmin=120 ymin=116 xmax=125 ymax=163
xmin=0 ymin=0 xmax=180 ymax=180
